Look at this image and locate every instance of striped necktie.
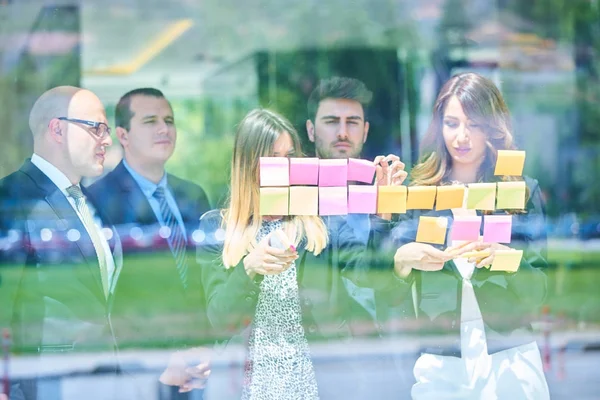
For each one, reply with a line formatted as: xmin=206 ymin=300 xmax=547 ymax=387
xmin=153 ymin=186 xmax=188 ymax=288
xmin=66 ymin=185 xmax=109 ymax=297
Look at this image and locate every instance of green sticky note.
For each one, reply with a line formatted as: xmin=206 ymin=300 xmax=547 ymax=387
xmin=496 ymin=181 xmax=526 ymax=210
xmin=260 ymin=187 xmax=289 ymax=216
xmin=467 ymin=183 xmax=496 ymax=211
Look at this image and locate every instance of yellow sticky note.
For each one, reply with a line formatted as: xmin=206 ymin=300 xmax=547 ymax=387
xmin=494 ymin=150 xmax=526 ymax=176
xmin=467 ymin=183 xmax=496 ymax=211
xmin=496 ymin=181 xmax=526 ymax=210
xmin=289 ymin=186 xmax=318 ymax=215
xmin=436 ymin=185 xmax=465 ymax=210
xmin=377 ymin=186 xmax=407 ymax=214
xmin=260 ymin=187 xmax=289 ymax=216
xmin=490 ymin=250 xmax=523 ymax=272
xmin=407 ymin=186 xmax=437 ymax=210
xmin=416 ymin=216 xmax=448 ymax=245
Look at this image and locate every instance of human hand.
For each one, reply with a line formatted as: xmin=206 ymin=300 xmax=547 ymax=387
xmin=0 ymin=393 xmax=7 ymax=400
xmin=394 ymin=242 xmax=452 ymax=278
xmin=160 ymin=347 xmax=212 ymax=392
xmin=243 ymin=231 xmax=298 ymax=279
xmin=446 ymin=240 xmax=511 ymax=268
xmin=374 ymin=154 xmax=408 ymax=187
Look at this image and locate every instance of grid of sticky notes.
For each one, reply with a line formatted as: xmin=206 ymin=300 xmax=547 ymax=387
xmin=260 ymin=157 xmax=378 ymax=216
xmin=414 ymin=150 xmax=528 ymax=272
xmin=260 ymin=151 xmax=527 ymax=218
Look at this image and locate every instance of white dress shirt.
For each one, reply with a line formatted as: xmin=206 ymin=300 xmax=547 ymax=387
xmin=31 ymin=154 xmax=116 ymax=284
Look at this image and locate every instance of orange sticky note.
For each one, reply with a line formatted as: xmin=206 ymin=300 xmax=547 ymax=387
xmin=466 ymin=183 xmax=496 ymax=211
xmin=490 ymin=249 xmax=523 ymax=272
xmin=496 ymin=181 xmax=526 ymax=210
xmin=406 ymin=186 xmax=436 ymax=210
xmin=436 ymin=185 xmax=465 ymax=210
xmin=377 ymin=186 xmax=407 ymax=214
xmin=259 ymin=187 xmax=289 ymax=216
xmin=416 ymin=216 xmax=448 ymax=245
xmin=494 ymin=150 xmax=526 ymax=176
xmin=289 ymin=186 xmax=318 ymax=215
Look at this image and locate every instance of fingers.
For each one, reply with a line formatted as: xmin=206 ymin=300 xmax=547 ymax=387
xmin=372 ymin=155 xmax=386 ymax=165
xmin=373 ymin=154 xmax=406 ymax=186
xmin=419 ymin=261 xmax=445 ymax=271
xmin=375 ymin=160 xmax=389 ymax=185
xmin=263 ymin=250 xmax=297 ymax=263
xmin=475 ymin=255 xmax=493 ymax=268
xmin=391 ymin=168 xmax=408 ymax=185
xmin=422 ymin=245 xmax=453 ymax=261
xmin=378 ymin=154 xmax=401 ymax=164
xmin=448 ymin=241 xmax=490 ymax=257
xmin=179 ymin=378 xmax=208 ymax=392
xmin=186 ymin=363 xmax=211 ymax=379
xmin=445 ymin=241 xmax=472 ymax=255
xmin=463 ymin=249 xmax=492 ymax=261
xmin=265 ymin=246 xmax=298 ymax=259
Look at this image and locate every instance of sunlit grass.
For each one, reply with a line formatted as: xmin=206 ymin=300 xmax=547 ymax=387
xmin=1 ymin=249 xmax=599 ymax=352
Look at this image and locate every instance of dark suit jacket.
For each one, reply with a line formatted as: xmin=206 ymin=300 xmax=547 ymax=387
xmin=0 ymin=160 xmax=123 ymax=399
xmin=390 ymin=177 xmax=548 ymax=356
xmin=86 ymin=160 xmax=212 ymax=348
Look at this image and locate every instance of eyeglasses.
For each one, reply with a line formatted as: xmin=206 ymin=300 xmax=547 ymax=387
xmin=57 ymin=117 xmax=111 ymax=139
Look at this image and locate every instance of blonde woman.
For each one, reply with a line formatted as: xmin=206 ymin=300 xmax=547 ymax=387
xmin=197 ymin=109 xmax=402 ymax=400
xmin=391 ymin=73 xmax=549 ymax=399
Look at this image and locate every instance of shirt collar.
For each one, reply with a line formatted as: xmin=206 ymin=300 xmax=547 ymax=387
xmin=122 ymin=158 xmax=168 ymax=198
xmin=31 ymin=153 xmax=79 ymax=196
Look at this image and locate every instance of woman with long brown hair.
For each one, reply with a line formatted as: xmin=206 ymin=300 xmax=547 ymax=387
xmin=197 ymin=108 xmax=402 ymax=399
xmin=392 ymin=72 xmax=549 ymax=399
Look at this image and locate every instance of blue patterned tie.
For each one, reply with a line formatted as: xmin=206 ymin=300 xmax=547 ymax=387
xmin=153 ymin=186 xmax=188 ymax=288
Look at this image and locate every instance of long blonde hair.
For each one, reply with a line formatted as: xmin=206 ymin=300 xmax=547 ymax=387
xmin=411 ymin=72 xmax=519 ymax=186
xmin=222 ymin=109 xmax=328 ymax=268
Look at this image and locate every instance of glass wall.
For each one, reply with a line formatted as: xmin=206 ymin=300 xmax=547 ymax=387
xmin=1 ymin=0 xmax=599 ymax=399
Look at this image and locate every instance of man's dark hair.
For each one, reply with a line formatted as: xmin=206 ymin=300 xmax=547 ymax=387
xmin=115 ymin=88 xmax=168 ymax=130
xmin=307 ymin=77 xmax=373 ymax=122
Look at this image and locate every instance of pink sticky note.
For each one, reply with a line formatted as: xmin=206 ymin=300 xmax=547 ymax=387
xmin=348 ymin=158 xmax=376 ymax=184
xmin=318 ymin=159 xmax=348 ymax=187
xmin=483 ymin=215 xmax=512 ymax=244
xmin=319 ymin=187 xmax=348 ymax=215
xmin=451 ymin=216 xmax=482 ymax=242
xmin=348 ymin=185 xmax=377 ymax=214
xmin=289 ymin=158 xmax=319 ymax=186
xmin=260 ymin=157 xmax=289 ymax=187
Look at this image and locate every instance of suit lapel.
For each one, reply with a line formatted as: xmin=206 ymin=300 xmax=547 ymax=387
xmin=114 ymin=162 xmax=158 ymax=226
xmin=21 ymin=160 xmax=106 ymax=300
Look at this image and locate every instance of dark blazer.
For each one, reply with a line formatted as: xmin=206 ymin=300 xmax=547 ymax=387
xmin=0 ymin=160 xmax=123 ymax=399
xmin=86 ymin=160 xmax=212 ymax=348
xmin=390 ymin=177 xmax=548 ymax=356
xmin=196 ymin=210 xmax=392 ymax=399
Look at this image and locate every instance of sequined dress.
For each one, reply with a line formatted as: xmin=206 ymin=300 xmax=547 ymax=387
xmin=242 ymin=219 xmax=320 ymax=400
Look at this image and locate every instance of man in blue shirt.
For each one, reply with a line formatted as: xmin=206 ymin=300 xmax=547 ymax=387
xmin=87 ymin=88 xmax=211 ymax=397
xmin=306 ymin=77 xmax=412 ymax=395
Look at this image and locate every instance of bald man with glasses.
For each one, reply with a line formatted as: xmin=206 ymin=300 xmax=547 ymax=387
xmin=0 ymin=86 xmax=128 ymax=399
